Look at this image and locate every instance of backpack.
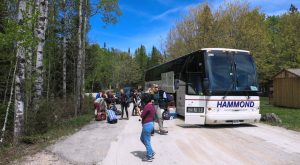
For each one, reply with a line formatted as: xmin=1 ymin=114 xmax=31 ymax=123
xmin=162 ymin=109 xmax=170 ymax=120
xmin=95 ymin=112 xmax=106 ymax=121
xmin=107 ymin=109 xmax=118 ymax=124
xmin=166 ymin=93 xmax=174 ymax=102
xmin=158 ymin=90 xmax=168 ymax=109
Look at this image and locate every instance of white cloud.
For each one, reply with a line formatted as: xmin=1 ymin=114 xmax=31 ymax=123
xmin=150 ymin=2 xmax=200 ymax=22
xmin=150 ymin=7 xmax=182 ymax=22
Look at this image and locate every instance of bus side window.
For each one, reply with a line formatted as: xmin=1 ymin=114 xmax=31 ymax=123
xmin=187 ymin=73 xmax=202 ymax=95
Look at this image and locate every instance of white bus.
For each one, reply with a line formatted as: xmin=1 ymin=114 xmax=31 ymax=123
xmin=145 ymin=48 xmax=261 ymax=125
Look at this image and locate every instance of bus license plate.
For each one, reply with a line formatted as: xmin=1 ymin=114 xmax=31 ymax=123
xmin=233 ymin=120 xmax=240 ymax=124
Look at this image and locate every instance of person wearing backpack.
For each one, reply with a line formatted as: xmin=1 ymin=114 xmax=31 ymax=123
xmin=151 ymin=84 xmax=168 ymax=134
xmin=120 ymin=89 xmax=129 ymax=120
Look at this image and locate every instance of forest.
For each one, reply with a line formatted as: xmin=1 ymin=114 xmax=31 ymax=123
xmin=0 ymin=0 xmax=299 ymax=146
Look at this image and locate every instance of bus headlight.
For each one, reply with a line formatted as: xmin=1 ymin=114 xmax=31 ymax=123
xmin=187 ymin=107 xmax=204 ymax=113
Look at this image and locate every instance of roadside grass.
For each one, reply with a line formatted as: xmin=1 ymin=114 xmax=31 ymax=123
xmin=260 ymin=97 xmax=300 ymax=132
xmin=0 ymin=112 xmax=94 ymax=165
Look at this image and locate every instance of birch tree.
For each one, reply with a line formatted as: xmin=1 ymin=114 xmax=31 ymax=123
xmin=34 ymin=0 xmax=49 ymax=102
xmin=14 ymin=0 xmax=27 ymax=144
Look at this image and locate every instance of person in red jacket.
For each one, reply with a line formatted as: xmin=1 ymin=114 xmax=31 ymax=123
xmin=137 ymin=93 xmax=156 ymax=162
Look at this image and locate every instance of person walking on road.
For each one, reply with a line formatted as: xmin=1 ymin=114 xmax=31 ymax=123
xmin=137 ymin=93 xmax=156 ymax=162
xmin=152 ymin=84 xmax=168 ymax=134
xmin=120 ymin=89 xmax=129 ymax=120
xmin=132 ymin=90 xmax=141 ymax=116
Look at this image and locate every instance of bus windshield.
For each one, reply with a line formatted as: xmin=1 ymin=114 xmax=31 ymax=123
xmin=206 ymin=51 xmax=258 ymax=93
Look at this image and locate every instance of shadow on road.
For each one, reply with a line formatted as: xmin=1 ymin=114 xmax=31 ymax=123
xmin=131 ymin=151 xmax=146 ymax=160
xmin=177 ymin=123 xmax=257 ymax=129
xmin=176 ymin=124 xmax=203 ymax=128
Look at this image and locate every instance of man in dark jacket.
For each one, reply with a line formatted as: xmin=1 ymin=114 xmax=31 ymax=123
xmin=120 ymin=89 xmax=129 ymax=120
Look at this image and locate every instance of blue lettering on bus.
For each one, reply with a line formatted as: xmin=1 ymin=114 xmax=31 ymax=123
xmin=216 ymin=101 xmax=255 ymax=108
xmin=217 ymin=101 xmax=222 ymax=107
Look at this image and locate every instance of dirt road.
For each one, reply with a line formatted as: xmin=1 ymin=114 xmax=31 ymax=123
xmin=16 ymin=104 xmax=300 ymax=165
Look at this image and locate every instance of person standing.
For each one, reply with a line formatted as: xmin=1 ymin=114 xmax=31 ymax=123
xmin=152 ymin=84 xmax=168 ymax=134
xmin=137 ymin=93 xmax=156 ymax=162
xmin=132 ymin=90 xmax=141 ymax=116
xmin=120 ymin=89 xmax=129 ymax=120
xmin=95 ymin=90 xmax=102 ymax=99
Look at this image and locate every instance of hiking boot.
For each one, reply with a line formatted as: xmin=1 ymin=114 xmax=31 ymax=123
xmin=142 ymin=156 xmax=153 ymax=162
xmin=159 ymin=130 xmax=168 ymax=134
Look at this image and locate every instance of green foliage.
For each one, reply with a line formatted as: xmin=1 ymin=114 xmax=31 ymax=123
xmin=85 ymin=44 xmax=143 ymax=90
xmin=148 ymin=46 xmax=163 ymax=68
xmin=0 ymin=1 xmax=6 ymax=33
xmin=260 ymin=97 xmax=300 ymax=131
xmin=0 ymin=110 xmax=93 ymax=164
xmin=166 ymin=1 xmax=300 ymax=88
xmin=97 ymin=0 xmax=122 ymax=24
xmin=25 ymin=96 xmax=93 ymax=136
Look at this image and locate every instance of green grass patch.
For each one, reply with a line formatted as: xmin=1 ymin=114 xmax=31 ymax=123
xmin=0 ymin=113 xmax=94 ymax=165
xmin=260 ymin=97 xmax=300 ymax=131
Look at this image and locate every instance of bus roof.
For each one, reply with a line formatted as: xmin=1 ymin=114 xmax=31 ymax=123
xmin=145 ymin=48 xmax=250 ymax=72
xmin=201 ymin=48 xmax=250 ymax=53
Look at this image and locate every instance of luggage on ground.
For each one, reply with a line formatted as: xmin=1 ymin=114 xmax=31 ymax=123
xmin=107 ymin=109 xmax=118 ymax=124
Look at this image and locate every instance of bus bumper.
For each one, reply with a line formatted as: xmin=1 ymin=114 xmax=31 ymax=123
xmin=205 ymin=113 xmax=261 ymax=124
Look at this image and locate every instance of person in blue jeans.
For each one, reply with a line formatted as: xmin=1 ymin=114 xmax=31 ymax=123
xmin=137 ymin=93 xmax=156 ymax=162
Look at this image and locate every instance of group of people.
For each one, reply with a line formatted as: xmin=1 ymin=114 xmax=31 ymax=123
xmin=94 ymin=84 xmax=171 ymax=162
xmin=94 ymin=90 xmax=120 ymax=123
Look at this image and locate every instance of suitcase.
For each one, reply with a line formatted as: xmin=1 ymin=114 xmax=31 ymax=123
xmin=95 ymin=111 xmax=106 ymax=121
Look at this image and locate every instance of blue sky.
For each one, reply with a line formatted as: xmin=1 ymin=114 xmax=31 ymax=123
xmin=88 ymin=0 xmax=300 ymax=54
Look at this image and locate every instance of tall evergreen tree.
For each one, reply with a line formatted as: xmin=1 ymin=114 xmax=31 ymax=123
xmin=149 ymin=46 xmax=163 ymax=68
xmin=134 ymin=45 xmax=148 ymax=73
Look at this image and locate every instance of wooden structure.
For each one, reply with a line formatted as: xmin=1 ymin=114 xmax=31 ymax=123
xmin=273 ymin=68 xmax=300 ymax=108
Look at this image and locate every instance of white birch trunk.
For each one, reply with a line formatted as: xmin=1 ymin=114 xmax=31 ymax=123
xmin=62 ymin=0 xmax=67 ymax=100
xmin=26 ymin=1 xmax=33 ymax=122
xmin=35 ymin=0 xmax=49 ymax=100
xmin=75 ymin=0 xmax=83 ymax=116
xmin=14 ymin=0 xmax=27 ymax=144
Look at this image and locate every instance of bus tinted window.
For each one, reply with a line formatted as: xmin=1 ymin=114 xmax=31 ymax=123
xmin=235 ymin=54 xmax=258 ymax=91
xmin=207 ymin=53 xmax=233 ymax=91
xmin=206 ymin=52 xmax=258 ymax=92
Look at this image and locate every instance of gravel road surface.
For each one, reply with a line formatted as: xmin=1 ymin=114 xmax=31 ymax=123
xmin=16 ymin=104 xmax=300 ymax=165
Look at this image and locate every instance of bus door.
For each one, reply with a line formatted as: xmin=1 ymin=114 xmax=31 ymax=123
xmin=184 ymin=73 xmax=206 ymax=124
xmin=185 ymin=95 xmax=206 ymax=124
xmin=175 ymin=80 xmax=186 ymax=117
